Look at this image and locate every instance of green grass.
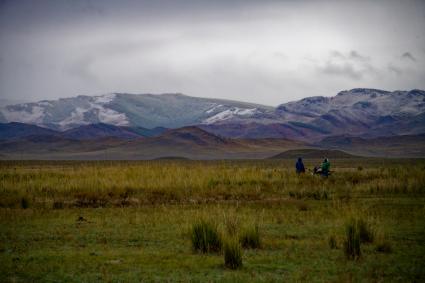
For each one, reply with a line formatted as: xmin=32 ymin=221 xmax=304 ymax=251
xmin=0 ymin=159 xmax=424 ymax=282
xmin=191 ymin=219 xmax=222 ymax=253
xmin=344 ymin=218 xmax=362 ymax=260
xmin=239 ymin=224 xmax=261 ymax=249
xmin=224 ymin=237 xmax=243 ymax=269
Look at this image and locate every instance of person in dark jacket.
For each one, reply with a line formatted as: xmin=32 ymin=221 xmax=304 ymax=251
xmin=296 ymin=157 xmax=305 ymax=174
xmin=320 ymin=158 xmax=330 ymax=177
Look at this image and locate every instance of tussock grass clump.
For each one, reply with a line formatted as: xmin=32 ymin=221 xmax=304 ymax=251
xmin=374 ymin=231 xmax=392 ymax=253
xmin=375 ymin=240 xmax=392 ymax=253
xmin=343 ymin=216 xmax=374 ymax=259
xmin=224 ymin=237 xmax=243 ymax=269
xmin=328 ymin=234 xmax=338 ymax=249
xmin=223 ymin=212 xmax=239 ymax=236
xmin=52 ymin=200 xmax=64 ymax=209
xmin=20 ymin=197 xmax=30 ymax=209
xmin=344 ymin=218 xmax=361 ymax=259
xmin=358 ymin=219 xmax=374 ymax=243
xmin=296 ymin=201 xmax=309 ymax=211
xmin=288 ymin=189 xmax=329 ymax=200
xmin=239 ymin=224 xmax=261 ymax=249
xmin=191 ymin=219 xmax=222 ymax=253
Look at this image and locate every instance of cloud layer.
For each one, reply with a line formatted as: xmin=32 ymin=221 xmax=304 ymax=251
xmin=0 ymin=0 xmax=424 ymax=105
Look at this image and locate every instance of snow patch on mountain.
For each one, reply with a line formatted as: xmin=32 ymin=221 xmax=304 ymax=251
xmin=0 ymin=93 xmax=129 ymax=130
xmin=56 ymin=94 xmax=128 ymax=129
xmin=93 ymin=93 xmax=116 ymax=104
xmin=38 ymin=101 xmax=53 ymax=107
xmin=96 ymin=107 xmax=128 ymax=126
xmin=202 ymin=107 xmax=259 ymax=124
xmin=58 ymin=107 xmax=90 ymax=128
xmin=2 ymin=105 xmax=45 ymax=125
xmin=205 ymin=104 xmax=224 ymax=114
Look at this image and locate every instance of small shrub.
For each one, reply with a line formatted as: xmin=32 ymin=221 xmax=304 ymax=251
xmin=328 ymin=234 xmax=338 ymax=249
xmin=20 ymin=197 xmax=29 ymax=209
xmin=224 ymin=237 xmax=243 ymax=269
xmin=191 ymin=219 xmax=222 ymax=253
xmin=357 ymin=166 xmax=363 ymax=171
xmin=344 ymin=218 xmax=361 ymax=259
xmin=239 ymin=224 xmax=261 ymax=249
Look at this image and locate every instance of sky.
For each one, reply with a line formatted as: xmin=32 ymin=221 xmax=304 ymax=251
xmin=0 ymin=0 xmax=424 ymax=106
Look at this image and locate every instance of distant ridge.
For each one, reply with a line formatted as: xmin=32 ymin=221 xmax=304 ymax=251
xmin=1 ymin=121 xmax=425 ymax=159
xmin=317 ymin=134 xmax=425 ymax=157
xmin=0 ymin=122 xmax=58 ymax=140
xmin=157 ymin=126 xmax=233 ymax=146
xmin=154 ymin=156 xmax=190 ymax=160
xmin=62 ymin=123 xmax=141 ymax=140
xmin=0 ymin=124 xmax=307 ymax=160
xmin=269 ymin=149 xmax=360 ymax=159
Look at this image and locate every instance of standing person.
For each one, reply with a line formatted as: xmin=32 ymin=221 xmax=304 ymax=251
xmin=296 ymin=157 xmax=305 ymax=174
xmin=320 ymin=158 xmax=330 ymax=177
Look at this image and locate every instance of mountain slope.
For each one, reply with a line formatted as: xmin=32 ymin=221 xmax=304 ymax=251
xmin=1 ymin=89 xmax=424 ymax=140
xmin=275 ymin=88 xmax=425 ymax=137
xmin=0 ymin=122 xmax=59 ymax=140
xmin=62 ymin=123 xmax=141 ymax=140
xmin=0 ymin=93 xmax=273 ymax=130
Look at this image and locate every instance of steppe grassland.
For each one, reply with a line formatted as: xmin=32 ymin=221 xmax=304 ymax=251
xmin=0 ymin=159 xmax=424 ymax=282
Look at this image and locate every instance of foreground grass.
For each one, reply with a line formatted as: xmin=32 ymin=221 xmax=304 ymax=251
xmin=0 ymin=159 xmax=424 ymax=282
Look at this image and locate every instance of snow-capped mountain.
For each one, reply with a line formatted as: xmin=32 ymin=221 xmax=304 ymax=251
xmin=0 ymin=93 xmax=128 ymax=130
xmin=201 ymin=88 xmax=425 ymax=140
xmin=0 ymin=93 xmax=273 ymax=130
xmin=274 ymin=88 xmax=425 ymax=137
xmin=0 ymin=89 xmax=424 ymax=139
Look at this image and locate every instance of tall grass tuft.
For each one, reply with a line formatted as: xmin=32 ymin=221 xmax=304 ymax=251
xmin=344 ymin=218 xmax=361 ymax=259
xmin=358 ymin=219 xmax=374 ymax=243
xmin=239 ymin=224 xmax=261 ymax=249
xmin=375 ymin=240 xmax=392 ymax=253
xmin=224 ymin=237 xmax=243 ymax=269
xmin=52 ymin=200 xmax=64 ymax=209
xmin=374 ymin=230 xmax=392 ymax=253
xmin=191 ymin=219 xmax=222 ymax=253
xmin=20 ymin=197 xmax=29 ymax=209
xmin=328 ymin=234 xmax=338 ymax=249
xmin=223 ymin=211 xmax=239 ymax=236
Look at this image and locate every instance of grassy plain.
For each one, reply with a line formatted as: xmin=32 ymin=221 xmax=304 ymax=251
xmin=0 ymin=159 xmax=424 ymax=282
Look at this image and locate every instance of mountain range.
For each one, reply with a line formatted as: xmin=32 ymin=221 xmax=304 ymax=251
xmin=1 ymin=88 xmax=424 ymax=141
xmin=0 ymin=88 xmax=424 ymax=159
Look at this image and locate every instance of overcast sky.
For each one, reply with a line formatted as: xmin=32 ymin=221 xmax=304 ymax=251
xmin=0 ymin=0 xmax=424 ymax=106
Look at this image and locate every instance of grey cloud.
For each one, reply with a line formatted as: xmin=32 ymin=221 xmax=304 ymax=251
xmin=320 ymin=63 xmax=363 ymax=80
xmin=329 ymin=50 xmax=345 ymax=59
xmin=66 ymin=54 xmax=98 ymax=83
xmin=349 ymin=51 xmax=370 ymax=62
xmin=388 ymin=64 xmax=403 ymax=76
xmin=401 ymin=52 xmax=417 ymax=62
xmin=318 ymin=50 xmax=376 ymax=80
xmin=329 ymin=50 xmax=370 ymax=62
xmin=1 ymin=0 xmax=425 ymax=105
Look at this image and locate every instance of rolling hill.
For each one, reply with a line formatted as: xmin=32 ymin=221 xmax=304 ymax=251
xmin=269 ymin=149 xmax=359 ymax=159
xmin=0 ymin=125 xmax=307 ymax=160
xmin=317 ymin=134 xmax=425 ymax=157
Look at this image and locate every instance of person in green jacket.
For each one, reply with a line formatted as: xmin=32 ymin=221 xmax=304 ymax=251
xmin=320 ymin=158 xmax=330 ymax=177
